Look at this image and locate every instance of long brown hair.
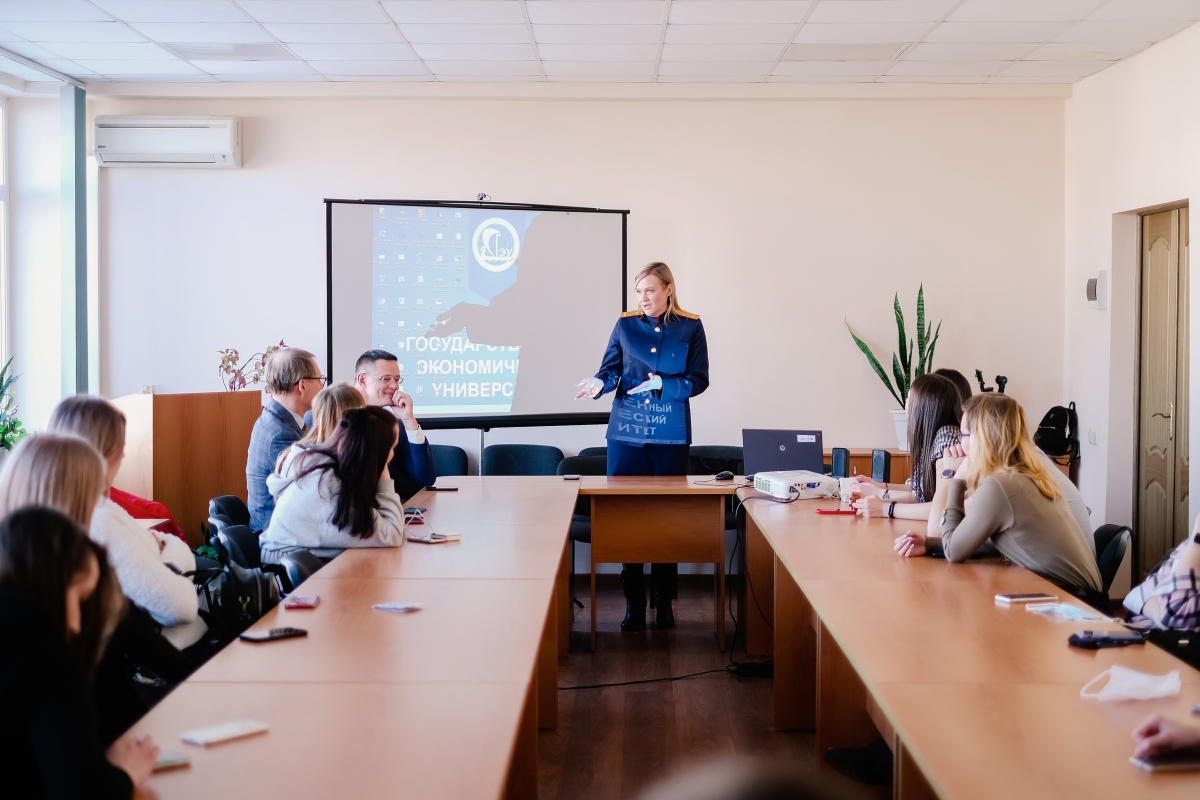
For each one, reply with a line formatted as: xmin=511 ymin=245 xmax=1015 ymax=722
xmin=0 ymin=433 xmax=107 ymax=527
xmin=48 ymin=395 xmax=127 ymax=461
xmin=962 ymin=394 xmax=1059 ymax=500
xmin=906 ymin=374 xmax=962 ymax=501
xmin=634 ymin=262 xmax=693 ymax=321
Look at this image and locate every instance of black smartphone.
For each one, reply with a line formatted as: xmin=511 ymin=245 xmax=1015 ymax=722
xmin=239 ymin=627 xmax=308 ymax=643
xmin=1130 ymin=750 xmax=1200 ymax=771
xmin=425 ymin=486 xmax=459 ymax=492
xmin=1068 ymin=630 xmax=1145 ymax=649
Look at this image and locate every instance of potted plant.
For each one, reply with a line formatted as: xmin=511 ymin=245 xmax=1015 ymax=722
xmin=846 ymin=286 xmax=941 ymax=451
xmin=0 ymin=357 xmax=26 ymax=463
xmin=217 ymin=340 xmax=287 ymax=392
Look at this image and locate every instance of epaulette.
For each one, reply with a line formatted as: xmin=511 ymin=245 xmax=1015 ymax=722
xmin=621 ymin=310 xmax=642 ymax=317
xmin=675 ymin=310 xmax=700 ymax=320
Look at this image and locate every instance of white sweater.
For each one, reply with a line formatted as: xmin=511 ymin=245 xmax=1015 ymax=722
xmin=90 ymin=497 xmax=207 ymax=649
xmin=259 ymin=451 xmax=405 ymax=563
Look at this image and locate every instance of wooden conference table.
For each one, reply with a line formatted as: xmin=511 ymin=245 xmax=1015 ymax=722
xmin=741 ymin=491 xmax=1200 ymax=799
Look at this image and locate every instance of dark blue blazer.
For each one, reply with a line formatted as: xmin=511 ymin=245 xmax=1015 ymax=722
xmin=247 ymin=397 xmax=304 ymax=531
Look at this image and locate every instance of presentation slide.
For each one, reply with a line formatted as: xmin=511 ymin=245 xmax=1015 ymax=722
xmin=329 ymin=201 xmax=625 ymax=422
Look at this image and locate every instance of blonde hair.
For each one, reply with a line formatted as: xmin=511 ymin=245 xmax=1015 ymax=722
xmin=633 ymin=262 xmax=692 ymax=321
xmin=0 ymin=432 xmax=108 ymax=527
xmin=47 ymin=395 xmax=126 ymax=461
xmin=962 ymin=394 xmax=1059 ymax=500
xmin=265 ymin=347 xmax=317 ymax=395
xmin=299 ymin=383 xmax=364 ymax=447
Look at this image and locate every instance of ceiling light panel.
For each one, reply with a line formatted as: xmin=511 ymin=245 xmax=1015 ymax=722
xmin=399 ymin=24 xmax=530 ymax=43
xmin=661 ymin=43 xmax=785 ymax=60
xmin=906 ymin=41 xmax=1033 ymax=60
xmin=533 ymin=24 xmax=659 ymax=44
xmin=1024 ymin=42 xmax=1145 ymax=60
xmin=1088 ymin=0 xmax=1200 ymax=21
xmin=381 ymin=1 xmax=525 ymax=25
xmin=308 ymin=60 xmax=427 ymax=75
xmin=39 ymin=41 xmax=170 ymax=59
xmin=236 ymin=1 xmax=389 ymax=23
xmin=191 ymin=59 xmax=315 ymax=74
xmin=795 ymin=23 xmax=934 ymax=43
xmin=1000 ymin=59 xmax=1112 ymax=76
xmin=668 ymin=1 xmax=812 ymax=25
xmin=525 ymin=2 xmax=666 ymax=26
xmin=949 ymin=0 xmax=1105 ymax=22
xmin=665 ymin=24 xmax=797 ymax=44
xmin=1056 ymin=19 xmax=1194 ymax=42
xmin=2 ymin=21 xmax=146 ymax=42
xmin=411 ymin=43 xmax=536 ymax=60
xmin=166 ymin=42 xmax=295 ymax=60
xmin=808 ymin=0 xmax=959 ymax=24
xmin=75 ymin=59 xmax=204 ymax=74
xmin=887 ymin=59 xmax=1007 ymax=76
xmin=425 ymin=59 xmax=540 ymax=74
xmin=926 ymin=21 xmax=1070 ymax=43
xmin=772 ymin=60 xmax=891 ymax=75
xmin=538 ymin=43 xmax=656 ymax=60
xmin=786 ymin=42 xmax=907 ymax=60
xmin=542 ymin=60 xmax=653 ymax=75
xmin=261 ymin=23 xmax=403 ymax=43
xmin=286 ymin=42 xmax=415 ymax=59
xmin=657 ymin=61 xmax=773 ymax=76
xmin=0 ymin=0 xmax=112 ymax=21
xmin=128 ymin=23 xmax=275 ymax=43
xmin=90 ymin=1 xmax=245 ymax=23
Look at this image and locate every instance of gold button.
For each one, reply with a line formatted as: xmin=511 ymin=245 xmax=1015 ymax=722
xmin=651 ymin=347 xmax=657 ymax=353
xmin=655 ymin=327 xmax=660 ymax=332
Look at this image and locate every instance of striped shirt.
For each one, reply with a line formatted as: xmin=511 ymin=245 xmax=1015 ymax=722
xmin=1125 ymin=541 xmax=1200 ymax=631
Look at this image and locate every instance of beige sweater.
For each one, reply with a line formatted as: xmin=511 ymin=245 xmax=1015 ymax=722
xmin=940 ymin=473 xmax=1102 ymax=593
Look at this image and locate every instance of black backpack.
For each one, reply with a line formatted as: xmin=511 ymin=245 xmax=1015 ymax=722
xmin=1034 ymin=401 xmax=1078 ymax=462
xmin=203 ymin=538 xmax=281 ymax=639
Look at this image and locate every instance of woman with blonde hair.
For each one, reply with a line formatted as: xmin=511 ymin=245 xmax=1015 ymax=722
xmin=894 ymin=394 xmax=1102 ymax=594
xmin=0 ymin=432 xmax=108 ymax=526
xmin=274 ymin=383 xmax=365 ymax=477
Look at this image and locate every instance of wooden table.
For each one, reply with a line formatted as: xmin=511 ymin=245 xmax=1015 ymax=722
xmin=579 ymin=476 xmax=738 ymax=651
xmin=742 ymin=491 xmax=1200 ymax=799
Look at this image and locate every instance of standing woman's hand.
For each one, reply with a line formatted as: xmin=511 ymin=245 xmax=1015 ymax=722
xmin=574 ymin=377 xmax=602 ymax=400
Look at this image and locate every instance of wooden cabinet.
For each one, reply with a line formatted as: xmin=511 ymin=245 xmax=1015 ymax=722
xmin=111 ymin=391 xmax=264 ymax=546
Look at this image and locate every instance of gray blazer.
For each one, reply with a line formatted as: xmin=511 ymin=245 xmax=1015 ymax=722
xmin=246 ymin=397 xmax=304 ymax=531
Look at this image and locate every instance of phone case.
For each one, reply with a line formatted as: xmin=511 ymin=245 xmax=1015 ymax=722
xmin=283 ymin=596 xmax=320 ymax=609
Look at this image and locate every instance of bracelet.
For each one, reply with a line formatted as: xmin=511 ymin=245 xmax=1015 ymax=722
xmin=887 ymin=501 xmax=896 ymax=518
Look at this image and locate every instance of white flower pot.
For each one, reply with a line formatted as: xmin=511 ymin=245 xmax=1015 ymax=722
xmin=891 ymin=409 xmax=909 ymax=452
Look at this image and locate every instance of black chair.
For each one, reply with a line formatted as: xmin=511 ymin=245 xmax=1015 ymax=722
xmin=216 ymin=524 xmax=262 ymax=570
xmin=430 ymin=444 xmax=469 ymax=477
xmin=209 ymin=496 xmax=251 ymax=528
xmin=207 ymin=513 xmax=233 ymax=534
xmin=482 ymin=444 xmax=565 ymax=476
xmin=278 ymin=550 xmax=324 ymax=594
xmin=578 ymin=446 xmax=608 ymax=459
xmin=1094 ymin=524 xmax=1132 ymax=594
xmin=689 ymin=445 xmax=744 ymax=530
xmin=557 ymin=455 xmax=608 ymax=611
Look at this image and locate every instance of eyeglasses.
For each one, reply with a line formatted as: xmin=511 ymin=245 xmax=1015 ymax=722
xmin=959 ymin=431 xmax=971 ymax=439
xmin=299 ymin=375 xmax=327 ymax=386
xmin=368 ymin=374 xmax=404 ymax=386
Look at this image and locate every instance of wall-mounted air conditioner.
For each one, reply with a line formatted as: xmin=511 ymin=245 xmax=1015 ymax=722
xmin=93 ymin=116 xmax=241 ymax=168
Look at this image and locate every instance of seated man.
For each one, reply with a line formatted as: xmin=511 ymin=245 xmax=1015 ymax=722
xmin=353 ymin=349 xmax=435 ymax=501
xmin=246 ymin=347 xmax=324 ymax=530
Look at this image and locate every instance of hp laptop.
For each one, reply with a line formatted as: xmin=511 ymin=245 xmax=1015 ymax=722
xmin=741 ymin=429 xmax=824 ymax=477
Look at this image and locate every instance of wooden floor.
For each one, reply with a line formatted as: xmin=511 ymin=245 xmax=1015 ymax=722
xmin=538 ymin=576 xmax=816 ymax=799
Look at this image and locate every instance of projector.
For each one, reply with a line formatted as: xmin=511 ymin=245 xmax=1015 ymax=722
xmin=753 ymin=470 xmax=839 ymax=501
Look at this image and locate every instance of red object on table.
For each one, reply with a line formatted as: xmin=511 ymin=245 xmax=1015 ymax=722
xmin=108 ymin=487 xmax=187 ymax=541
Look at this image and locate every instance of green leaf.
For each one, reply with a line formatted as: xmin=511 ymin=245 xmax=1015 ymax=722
xmin=893 ymin=294 xmax=910 ymax=376
xmin=926 ymin=321 xmax=942 ymax=371
xmin=892 ymin=352 xmax=907 ymax=408
xmin=916 ymin=284 xmax=927 ymax=366
xmin=847 ymin=323 xmax=904 ymax=407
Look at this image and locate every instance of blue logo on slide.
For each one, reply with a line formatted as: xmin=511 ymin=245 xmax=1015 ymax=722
xmin=472 ymin=218 xmax=520 ymax=272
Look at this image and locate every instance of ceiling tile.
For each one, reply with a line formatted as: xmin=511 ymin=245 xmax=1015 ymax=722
xmin=665 ymin=23 xmax=796 ymax=44
xmin=668 ymin=1 xmax=811 ymax=25
xmin=192 ymin=58 xmax=316 ymax=74
xmin=948 ymin=0 xmax=1105 ymax=22
xmin=987 ymin=75 xmax=1076 ymax=83
xmin=2 ymin=21 xmax=146 ymax=41
xmin=435 ymin=73 xmax=543 ymax=81
xmin=412 ymin=42 xmax=535 ymax=60
xmin=537 ymin=43 xmax=657 ymax=60
xmin=661 ymin=43 xmax=784 ymax=61
xmin=533 ymin=24 xmax=659 ymax=44
xmin=808 ymin=0 xmax=958 ymax=24
xmin=547 ymin=74 xmax=652 ymax=82
xmin=128 ymin=22 xmax=275 ymax=43
xmin=44 ymin=60 xmax=98 ymax=76
xmin=424 ymin=59 xmax=540 ymax=74
xmin=878 ymin=74 xmax=985 ymax=82
xmin=768 ymin=74 xmax=871 ymax=82
xmin=795 ymin=22 xmax=932 ymax=43
xmin=999 ymin=58 xmax=1113 ymax=76
xmin=308 ymin=59 xmax=427 ymax=75
xmin=399 ymin=24 xmax=529 ymax=43
xmin=326 ymin=74 xmax=431 ymax=81
xmin=772 ymin=60 xmax=890 ymax=75
xmin=39 ymin=41 xmax=170 ymax=59
xmin=237 ymin=1 xmax=389 ymax=24
xmin=262 ymin=23 xmax=405 ymax=43
xmin=657 ymin=60 xmax=773 ymax=76
xmin=0 ymin=0 xmax=112 ymax=21
xmin=0 ymin=55 xmax=62 ymax=76
xmin=887 ymin=59 xmax=1008 ymax=76
xmin=542 ymin=60 xmax=653 ymax=75
xmin=381 ymin=1 xmax=524 ymax=25
xmin=90 ymin=1 xmax=245 ymax=23
xmin=286 ymin=42 xmax=415 ymax=59
xmin=1024 ymin=41 xmax=1146 ymax=60
xmin=786 ymin=42 xmax=906 ymax=60
xmin=75 ymin=58 xmax=204 ymax=73
xmin=658 ymin=75 xmax=765 ymax=82
xmin=101 ymin=73 xmax=218 ymax=82
xmin=1088 ymin=0 xmax=1200 ymax=21
xmin=0 ymin=39 xmax=70 ymax=60
xmin=526 ymin=2 xmax=665 ymax=26
xmin=1055 ymin=19 xmax=1194 ymax=42
xmin=906 ymin=41 xmax=1033 ymax=60
xmin=213 ymin=73 xmax=326 ymax=81
xmin=925 ymin=21 xmax=1069 ymax=43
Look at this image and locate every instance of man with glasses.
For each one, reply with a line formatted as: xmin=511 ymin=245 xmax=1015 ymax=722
xmin=354 ymin=349 xmax=436 ymax=501
xmin=246 ymin=347 xmax=325 ymax=531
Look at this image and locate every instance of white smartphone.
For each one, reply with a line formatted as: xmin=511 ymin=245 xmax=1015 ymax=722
xmin=180 ymin=720 xmax=269 ymax=747
xmin=154 ymin=750 xmax=190 ymax=771
xmin=995 ymin=592 xmax=1058 ymax=605
xmin=1130 ymin=751 xmax=1200 ymax=772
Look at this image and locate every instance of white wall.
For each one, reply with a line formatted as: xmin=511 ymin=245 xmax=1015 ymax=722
xmin=1064 ymin=23 xmax=1200 ymax=537
xmin=87 ymin=94 xmax=1066 ymax=464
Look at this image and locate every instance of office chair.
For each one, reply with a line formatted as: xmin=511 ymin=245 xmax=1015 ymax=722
xmin=209 ymin=495 xmax=251 ymax=528
xmin=207 ymin=513 xmax=233 ymax=534
xmin=482 ymin=444 xmax=565 ymax=476
xmin=215 ymin=525 xmax=262 ymax=570
xmin=578 ymin=446 xmax=608 ymax=459
xmin=1094 ymin=524 xmax=1132 ymax=594
xmin=556 ymin=455 xmax=608 ymax=613
xmin=430 ymin=444 xmax=469 ymax=476
xmin=278 ymin=550 xmax=324 ymax=594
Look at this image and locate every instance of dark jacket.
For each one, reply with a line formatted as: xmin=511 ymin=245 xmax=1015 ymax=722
xmin=0 ymin=586 xmax=133 ymax=799
xmin=246 ymin=397 xmax=304 ymax=531
xmin=388 ymin=430 xmax=437 ymax=502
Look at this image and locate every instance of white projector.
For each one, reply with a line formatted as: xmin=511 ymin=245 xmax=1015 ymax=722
xmin=752 ymin=470 xmax=839 ymax=501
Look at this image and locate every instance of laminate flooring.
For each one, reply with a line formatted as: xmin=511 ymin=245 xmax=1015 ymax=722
xmin=538 ymin=577 xmax=816 ymax=799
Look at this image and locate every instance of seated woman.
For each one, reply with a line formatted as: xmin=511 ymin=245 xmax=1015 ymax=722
xmin=260 ymin=405 xmax=405 ymax=564
xmin=276 ymin=382 xmax=365 ymax=478
xmin=0 ymin=505 xmax=160 ymax=797
xmin=848 ymin=373 xmax=964 ymax=521
xmin=1124 ymin=518 xmax=1200 ymax=630
xmin=893 ymin=394 xmax=1102 ymax=596
xmin=48 ymin=396 xmax=207 ymax=650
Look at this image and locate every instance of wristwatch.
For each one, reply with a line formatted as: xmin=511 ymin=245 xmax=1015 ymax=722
xmin=887 ymin=501 xmax=897 ymax=518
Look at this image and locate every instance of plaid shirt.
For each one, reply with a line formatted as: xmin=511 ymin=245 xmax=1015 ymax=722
xmin=1125 ymin=541 xmax=1200 ymax=631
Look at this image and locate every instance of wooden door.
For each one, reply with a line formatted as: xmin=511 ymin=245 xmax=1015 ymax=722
xmin=1138 ymin=208 xmax=1189 ymax=575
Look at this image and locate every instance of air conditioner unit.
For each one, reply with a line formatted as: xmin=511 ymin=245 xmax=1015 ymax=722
xmin=93 ymin=116 xmax=241 ymax=168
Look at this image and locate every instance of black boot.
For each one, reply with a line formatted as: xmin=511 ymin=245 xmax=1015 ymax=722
xmin=650 ymin=563 xmax=677 ymax=628
xmin=823 ymin=738 xmax=894 ymax=786
xmin=620 ymin=565 xmax=646 ymax=631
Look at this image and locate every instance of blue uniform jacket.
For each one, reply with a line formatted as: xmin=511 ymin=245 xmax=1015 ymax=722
xmin=593 ymin=310 xmax=709 ymax=446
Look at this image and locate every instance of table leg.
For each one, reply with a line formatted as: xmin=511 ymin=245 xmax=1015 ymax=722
xmin=816 ymin=619 xmax=878 ymax=759
xmin=557 ymin=540 xmax=570 ymax=656
xmin=773 ymin=555 xmax=815 ymax=730
xmin=505 ymin=678 xmax=538 ymax=800
xmin=714 ymin=496 xmax=726 ymax=651
xmin=538 ymin=589 xmax=557 ymax=731
xmin=895 ymin=738 xmax=937 ymax=800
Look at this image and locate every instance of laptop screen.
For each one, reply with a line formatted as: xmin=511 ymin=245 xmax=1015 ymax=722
xmin=741 ymin=429 xmax=824 ymax=476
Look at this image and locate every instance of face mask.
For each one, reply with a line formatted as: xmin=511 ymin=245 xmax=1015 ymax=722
xmin=1080 ymin=664 xmax=1181 ymax=702
xmin=1026 ymin=602 xmax=1107 ymax=621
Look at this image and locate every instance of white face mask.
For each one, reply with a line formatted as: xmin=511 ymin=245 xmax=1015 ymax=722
xmin=1080 ymin=664 xmax=1181 ymax=702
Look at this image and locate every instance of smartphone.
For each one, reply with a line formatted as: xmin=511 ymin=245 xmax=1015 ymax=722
xmin=563 ymin=474 xmax=581 ymax=480
xmin=283 ymin=595 xmax=319 ymax=609
xmin=425 ymin=486 xmax=458 ymax=492
xmin=1068 ymin=630 xmax=1145 ymax=649
xmin=1130 ymin=750 xmax=1200 ymax=771
xmin=154 ymin=750 xmax=191 ymax=772
xmin=995 ymin=593 xmax=1058 ymax=605
xmin=815 ymin=508 xmax=856 ymax=515
xmin=404 ymin=507 xmax=427 ymax=514
xmin=180 ymin=720 xmax=269 ymax=747
xmin=238 ymin=627 xmax=307 ymax=643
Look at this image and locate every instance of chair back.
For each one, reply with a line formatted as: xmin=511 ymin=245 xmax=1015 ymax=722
xmin=578 ymin=446 xmax=608 ymax=459
xmin=689 ymin=445 xmax=744 ymax=476
xmin=430 ymin=444 xmax=469 ymax=477
xmin=483 ymin=444 xmax=565 ymax=476
xmin=1094 ymin=524 xmax=1132 ymax=594
xmin=209 ymin=495 xmax=251 ymax=528
xmin=217 ymin=524 xmax=262 ymax=570
xmin=207 ymin=513 xmax=233 ymax=534
xmin=279 ymin=550 xmax=324 ymax=594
